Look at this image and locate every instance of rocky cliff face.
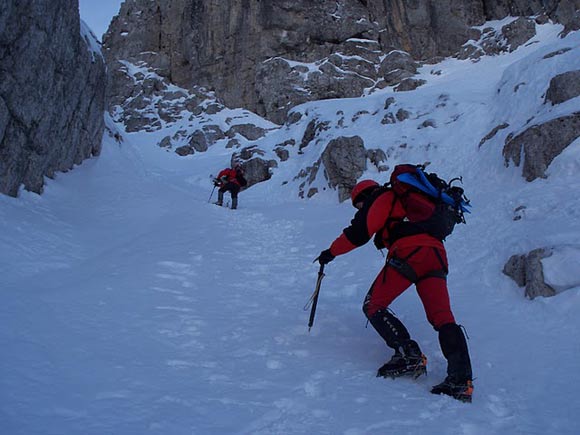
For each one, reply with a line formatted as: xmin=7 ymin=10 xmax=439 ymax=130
xmin=0 ymin=0 xmax=107 ymax=197
xmin=103 ymin=0 xmax=579 ymax=125
xmin=103 ymin=0 xmax=378 ymax=124
xmin=101 ymin=0 xmax=579 ymax=200
xmin=368 ymin=0 xmax=578 ymax=58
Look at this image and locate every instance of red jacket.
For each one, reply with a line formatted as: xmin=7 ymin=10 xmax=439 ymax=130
xmin=217 ymin=168 xmax=241 ymax=186
xmin=329 ymin=189 xmax=444 ymax=257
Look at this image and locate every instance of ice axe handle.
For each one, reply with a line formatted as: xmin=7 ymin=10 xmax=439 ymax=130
xmin=307 ymin=263 xmax=325 ymax=331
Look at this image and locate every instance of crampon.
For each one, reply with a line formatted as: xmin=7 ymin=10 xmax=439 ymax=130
xmin=377 ymin=354 xmax=427 ymax=379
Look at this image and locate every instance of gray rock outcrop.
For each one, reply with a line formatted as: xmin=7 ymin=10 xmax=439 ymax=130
xmin=545 ymin=70 xmax=580 ymax=105
xmin=298 ymin=119 xmax=331 ymax=153
xmin=479 ymin=123 xmax=510 ymax=147
xmin=321 ymin=136 xmax=367 ymax=202
xmin=380 ymin=51 xmax=420 ymax=86
xmin=108 ymin=60 xmax=220 ymax=133
xmin=103 ymin=0 xmax=579 ymax=126
xmin=503 ymin=248 xmax=556 ymax=299
xmin=231 ymin=147 xmax=277 ymax=188
xmin=256 ymin=47 xmax=380 ymax=124
xmin=458 ymin=17 xmax=537 ymax=60
xmin=503 ymin=113 xmax=580 ymax=181
xmin=0 ymin=2 xmax=106 ymax=197
xmin=369 ymin=0 xmax=579 ymax=61
xmin=367 ymin=148 xmax=388 ymax=172
xmin=295 ymin=161 xmax=322 ymax=200
xmin=368 ymin=0 xmax=485 ymax=60
xmin=226 ymin=124 xmax=267 ymax=142
xmin=103 ymin=0 xmax=377 ymax=124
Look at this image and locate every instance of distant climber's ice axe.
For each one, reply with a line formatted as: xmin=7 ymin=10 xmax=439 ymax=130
xmin=208 ymin=174 xmax=218 ymax=203
xmin=208 ymin=185 xmax=216 ymax=203
xmin=304 ymin=262 xmax=326 ymax=331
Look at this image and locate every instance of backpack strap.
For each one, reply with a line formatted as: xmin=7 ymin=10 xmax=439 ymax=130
xmin=373 ymin=189 xmax=402 ymax=249
xmin=385 ymin=189 xmax=429 ymax=246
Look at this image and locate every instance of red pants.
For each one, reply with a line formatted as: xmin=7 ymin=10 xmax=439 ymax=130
xmin=364 ymin=244 xmax=455 ymax=329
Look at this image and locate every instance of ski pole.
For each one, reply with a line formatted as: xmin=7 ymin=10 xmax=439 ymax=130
xmin=304 ymin=263 xmax=326 ymax=331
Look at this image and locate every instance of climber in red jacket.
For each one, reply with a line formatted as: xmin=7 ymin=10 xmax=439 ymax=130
xmin=214 ymin=163 xmax=247 ymax=209
xmin=317 ymin=177 xmax=473 ymax=402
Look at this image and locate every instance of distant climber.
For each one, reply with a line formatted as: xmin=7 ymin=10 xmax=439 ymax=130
xmin=214 ymin=163 xmax=247 ymax=210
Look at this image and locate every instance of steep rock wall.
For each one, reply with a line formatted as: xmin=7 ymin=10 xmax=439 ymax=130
xmin=103 ymin=0 xmax=376 ymax=121
xmin=103 ymin=0 xmax=579 ymax=123
xmin=0 ymin=0 xmax=107 ymax=197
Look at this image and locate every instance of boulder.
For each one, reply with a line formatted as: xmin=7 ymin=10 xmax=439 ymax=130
xmin=545 ymin=70 xmax=580 ymax=105
xmin=226 ymin=139 xmax=241 ymax=149
xmin=502 ymin=17 xmax=537 ymax=52
xmin=321 ymin=136 xmax=367 ymax=202
xmin=188 ymin=131 xmax=209 ymax=153
xmin=367 ymin=148 xmax=388 ymax=172
xmin=226 ymin=124 xmax=267 ymax=141
xmin=395 ymin=78 xmax=426 ymax=92
xmin=379 ymin=51 xmax=419 ymax=86
xmin=503 ymin=248 xmax=556 ymax=299
xmin=231 ymin=150 xmax=277 ymax=188
xmin=396 ymin=109 xmax=412 ymax=122
xmin=175 ymin=145 xmax=194 ymax=156
xmin=503 ymin=113 xmax=580 ymax=181
xmin=274 ymin=147 xmax=290 ymax=162
xmin=299 ymin=119 xmax=331 ymax=152
xmin=178 ymin=125 xmax=226 ymax=155
xmin=158 ymin=136 xmax=172 ymax=148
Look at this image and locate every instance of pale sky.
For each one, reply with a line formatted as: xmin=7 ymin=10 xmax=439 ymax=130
xmin=79 ymin=0 xmax=124 ymax=39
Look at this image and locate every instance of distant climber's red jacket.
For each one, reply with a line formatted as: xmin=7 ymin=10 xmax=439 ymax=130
xmin=217 ymin=168 xmax=241 ymax=186
xmin=329 ymin=189 xmax=444 ymax=257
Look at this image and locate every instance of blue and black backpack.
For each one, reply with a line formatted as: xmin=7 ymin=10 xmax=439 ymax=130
xmin=380 ymin=164 xmax=471 ymax=245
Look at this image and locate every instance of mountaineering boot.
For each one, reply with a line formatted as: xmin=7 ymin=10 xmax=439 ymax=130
xmin=431 ymin=376 xmax=473 ymax=403
xmin=438 ymin=323 xmax=472 ymax=382
xmin=377 ymin=340 xmax=427 ymax=379
xmin=432 ymin=323 xmax=473 ymax=402
xmin=215 ymin=191 xmax=224 ymax=206
xmin=231 ymin=197 xmax=238 ymax=210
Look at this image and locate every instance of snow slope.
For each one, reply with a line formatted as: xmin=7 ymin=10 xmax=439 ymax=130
xmin=1 ymin=23 xmax=580 ymax=435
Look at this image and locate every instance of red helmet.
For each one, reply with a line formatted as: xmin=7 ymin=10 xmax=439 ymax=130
xmin=350 ymin=180 xmax=379 ymax=206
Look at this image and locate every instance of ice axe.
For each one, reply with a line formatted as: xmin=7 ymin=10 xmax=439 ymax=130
xmin=208 ymin=174 xmax=218 ymax=203
xmin=208 ymin=184 xmax=217 ymax=203
xmin=304 ymin=262 xmax=326 ymax=331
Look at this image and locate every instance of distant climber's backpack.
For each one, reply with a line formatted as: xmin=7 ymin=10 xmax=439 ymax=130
xmin=382 ymin=164 xmax=471 ymax=244
xmin=235 ymin=167 xmax=248 ymax=187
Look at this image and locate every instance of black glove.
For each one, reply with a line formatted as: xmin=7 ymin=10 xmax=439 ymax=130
xmin=213 ymin=179 xmax=220 ymax=186
xmin=317 ymin=249 xmax=335 ymax=265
